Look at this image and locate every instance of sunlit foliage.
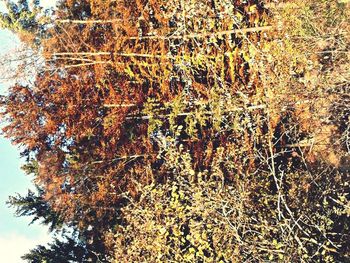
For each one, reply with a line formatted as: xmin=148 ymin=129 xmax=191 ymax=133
xmin=0 ymin=0 xmax=349 ymax=261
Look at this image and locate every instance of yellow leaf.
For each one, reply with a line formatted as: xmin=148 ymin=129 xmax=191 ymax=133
xmin=159 ymin=227 xmax=167 ymax=235
xmin=124 ymin=65 xmax=134 ymax=78
xmin=249 ymin=5 xmax=257 ymax=13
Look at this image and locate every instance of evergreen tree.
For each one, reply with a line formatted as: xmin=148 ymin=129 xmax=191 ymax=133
xmin=7 ymin=160 xmax=112 ymax=262
xmin=8 ymin=187 xmax=64 ymax=232
xmin=21 ymin=237 xmax=89 ymax=263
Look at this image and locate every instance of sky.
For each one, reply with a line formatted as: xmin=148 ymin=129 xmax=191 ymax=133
xmin=0 ymin=30 xmax=53 ymax=263
xmin=0 ymin=1 xmax=58 ymax=262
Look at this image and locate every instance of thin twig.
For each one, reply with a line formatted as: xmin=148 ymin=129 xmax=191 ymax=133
xmin=125 ymin=26 xmax=273 ymax=40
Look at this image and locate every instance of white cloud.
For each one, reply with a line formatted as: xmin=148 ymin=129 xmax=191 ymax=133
xmin=0 ymin=230 xmax=52 ymax=263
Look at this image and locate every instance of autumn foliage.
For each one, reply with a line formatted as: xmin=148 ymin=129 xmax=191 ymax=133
xmin=1 ymin=0 xmax=350 ymax=262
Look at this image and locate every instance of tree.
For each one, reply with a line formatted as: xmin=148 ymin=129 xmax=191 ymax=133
xmin=8 ymin=187 xmax=64 ymax=232
xmin=1 ymin=0 xmax=350 ymax=261
xmin=0 ymin=0 xmax=49 ymax=45
xmin=21 ymin=237 xmax=88 ymax=263
xmin=8 ymin=161 xmax=112 ymax=262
